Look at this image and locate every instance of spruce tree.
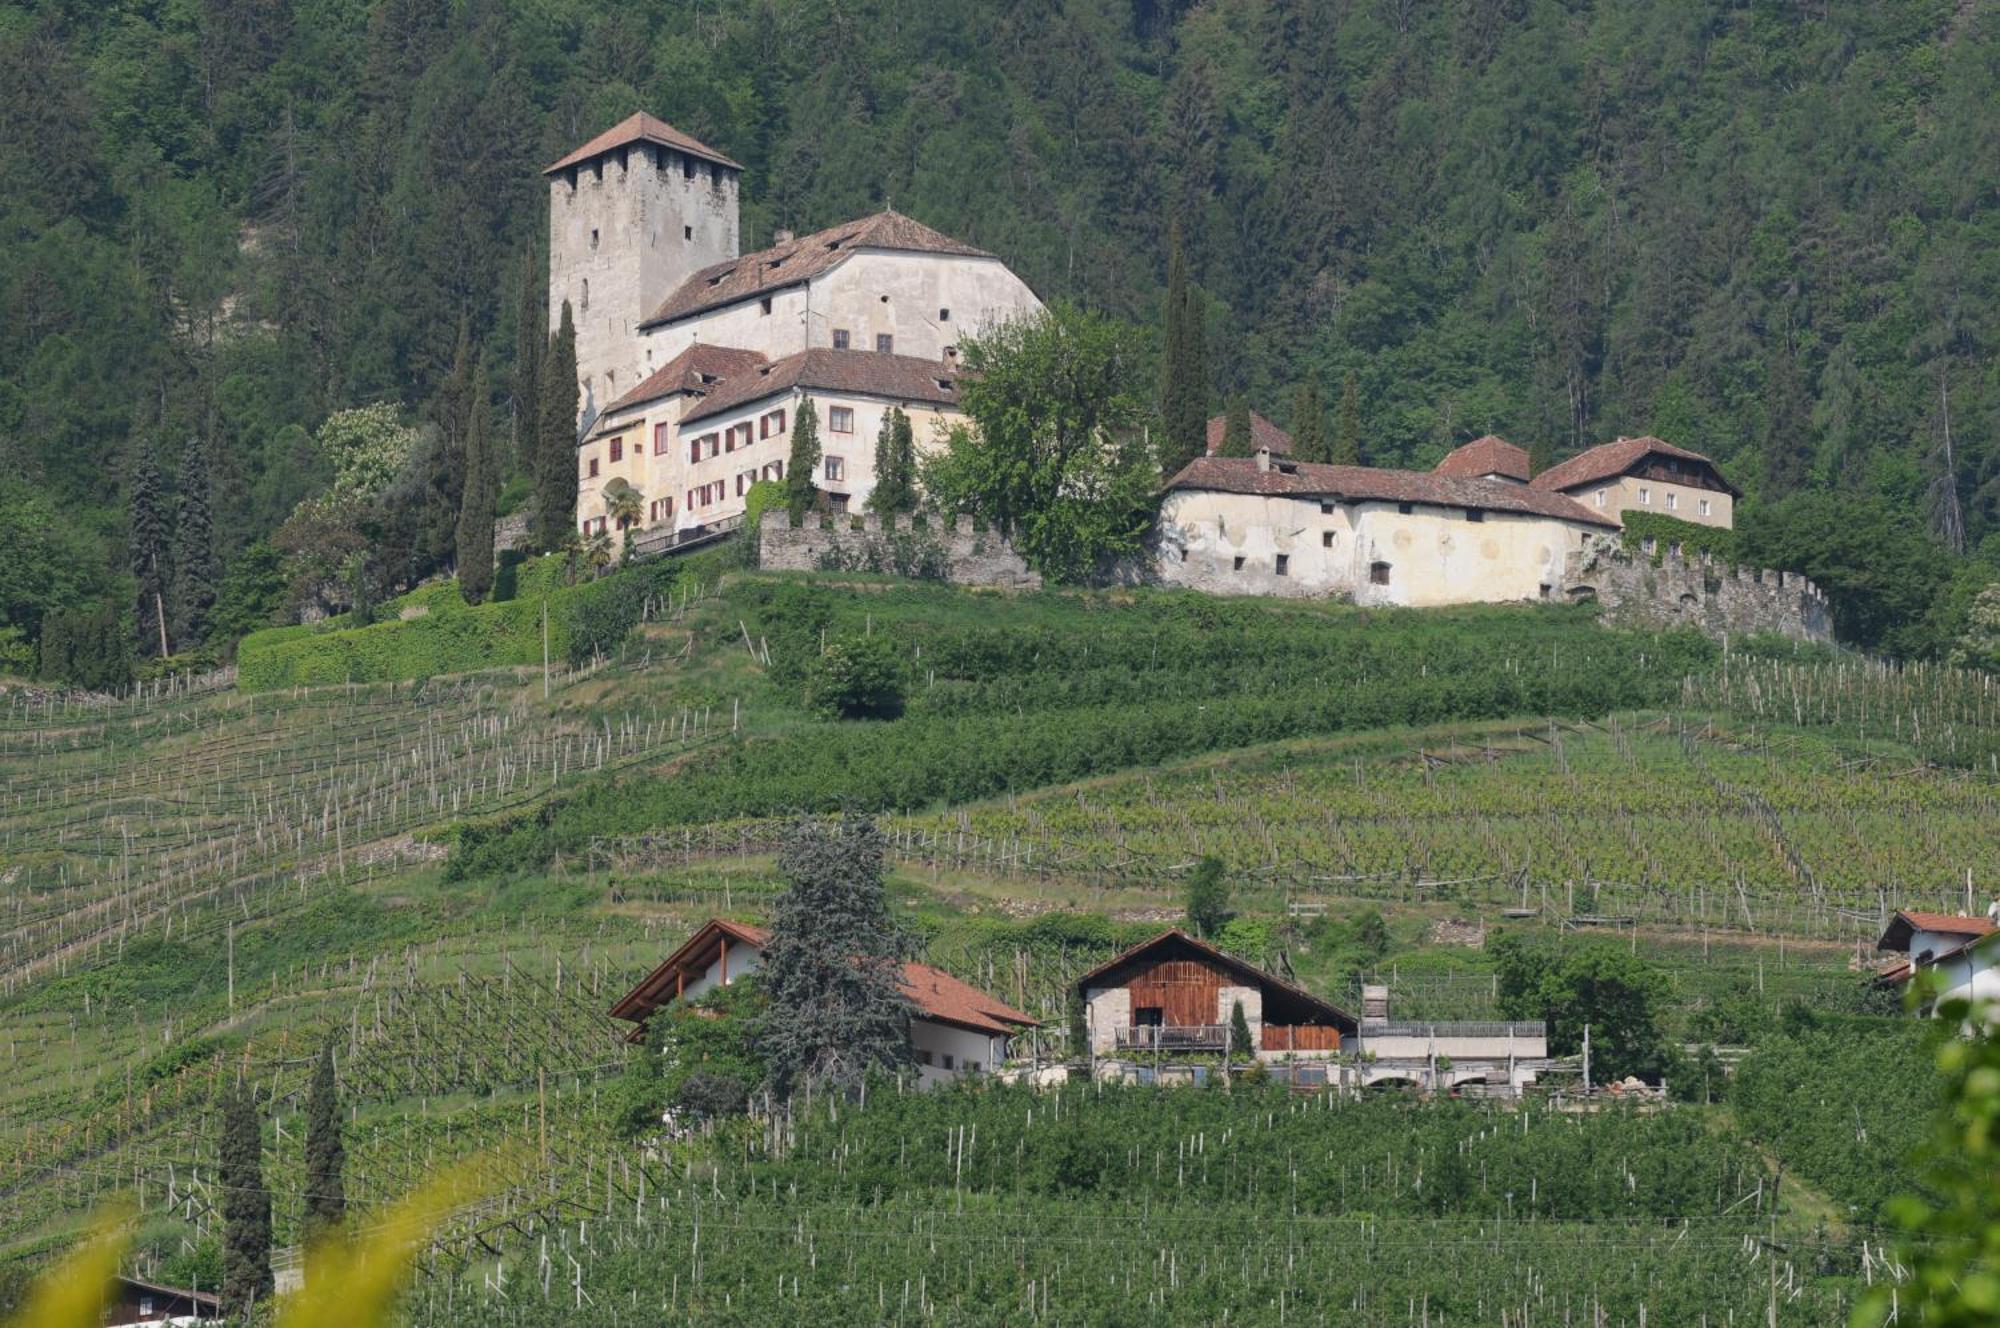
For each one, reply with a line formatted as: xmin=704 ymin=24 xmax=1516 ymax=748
xmin=172 ymin=437 xmax=219 ymax=648
xmin=456 ymin=360 xmax=497 ymax=604
xmin=219 ymin=1084 xmax=272 ymax=1317
xmin=514 ymin=258 xmax=544 ymax=476
xmin=1158 ymin=223 xmax=1209 ymax=475
xmin=129 ymin=440 xmax=171 ymax=659
xmin=1763 ymin=333 xmax=1811 ymax=500
xmin=1216 ymin=397 xmax=1253 ymax=458
xmin=784 ymin=399 xmax=822 ymax=525
xmin=1332 ymin=371 xmax=1362 ymax=466
xmin=867 ymin=407 xmax=916 ymax=515
xmin=303 ymin=1043 xmax=345 ymax=1249
xmin=755 ymin=815 xmax=914 ymax=1097
xmin=1290 ymin=381 xmax=1327 ymax=463
xmin=535 ymin=301 xmax=579 ymax=551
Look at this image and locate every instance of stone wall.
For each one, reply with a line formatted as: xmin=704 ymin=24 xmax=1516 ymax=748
xmin=758 ymin=510 xmax=1041 ymax=588
xmin=1563 ymin=539 xmax=1832 ymax=642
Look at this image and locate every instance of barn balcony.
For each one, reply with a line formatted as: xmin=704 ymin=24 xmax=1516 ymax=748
xmin=1116 ymin=1024 xmax=1230 ymax=1051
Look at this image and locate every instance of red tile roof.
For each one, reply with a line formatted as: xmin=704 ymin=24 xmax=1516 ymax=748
xmin=1435 ymin=435 xmax=1530 ymax=482
xmin=545 ymin=112 xmax=741 ymax=175
xmin=679 ymin=347 xmax=960 ymax=425
xmin=609 ymin=919 xmax=1035 ymax=1035
xmin=1877 ymin=910 xmax=1997 ymax=953
xmin=1529 ymin=436 xmax=1738 ymax=497
xmin=599 ymin=344 xmax=769 ymax=419
xmin=1205 ymin=411 xmax=1294 ymax=456
xmin=645 ymin=210 xmax=991 ymax=327
xmin=1163 ymin=455 xmax=1620 ymax=528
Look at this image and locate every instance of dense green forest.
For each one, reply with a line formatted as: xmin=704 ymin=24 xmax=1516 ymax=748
xmin=3 ymin=0 xmax=1999 ymax=672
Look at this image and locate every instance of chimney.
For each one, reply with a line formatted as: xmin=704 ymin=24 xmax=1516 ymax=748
xmin=773 ymin=227 xmax=794 ymax=246
xmin=1256 ymin=447 xmax=1274 ymax=472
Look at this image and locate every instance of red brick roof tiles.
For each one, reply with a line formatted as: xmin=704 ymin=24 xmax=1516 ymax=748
xmin=599 ymin=344 xmax=770 ymax=419
xmin=645 ymin=210 xmax=991 ymax=327
xmin=1529 ymin=436 xmax=1736 ymax=496
xmin=678 ymin=347 xmax=959 ymax=425
xmin=545 ymin=112 xmax=741 ymax=175
xmin=1435 ymin=435 xmax=1530 ymax=482
xmin=1164 ymin=455 xmax=1620 ymax=528
xmin=1205 ymin=411 xmax=1294 ymax=456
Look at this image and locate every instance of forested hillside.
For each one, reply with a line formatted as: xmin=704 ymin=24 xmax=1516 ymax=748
xmin=4 ymin=0 xmax=1999 ymax=667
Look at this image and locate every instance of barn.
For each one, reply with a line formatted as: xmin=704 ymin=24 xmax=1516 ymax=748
xmin=1076 ymin=930 xmax=1356 ymax=1059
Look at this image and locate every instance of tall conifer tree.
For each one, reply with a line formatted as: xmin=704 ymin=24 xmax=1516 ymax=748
xmin=1159 ymin=223 xmax=1207 ymax=474
xmin=1290 ymin=381 xmax=1327 ymax=463
xmin=456 ymin=361 xmax=497 ymax=604
xmin=422 ymin=315 xmax=473 ymax=574
xmin=303 ymin=1044 xmax=345 ymax=1249
xmin=1216 ymin=398 xmax=1253 ymax=458
xmin=172 ymin=437 xmax=219 ymax=647
xmin=1763 ymin=333 xmax=1811 ymax=501
xmin=535 ymin=301 xmax=578 ymax=550
xmin=219 ymin=1084 xmax=272 ymax=1317
xmin=867 ymin=407 xmax=917 ymax=515
xmin=1332 ymin=371 xmax=1362 ymax=466
xmin=130 ymin=440 xmax=171 ymax=659
xmin=784 ymin=399 xmax=822 ymax=525
xmin=514 ymin=258 xmax=544 ymax=475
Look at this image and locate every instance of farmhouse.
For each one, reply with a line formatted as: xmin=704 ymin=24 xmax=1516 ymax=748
xmin=1874 ymin=907 xmax=2000 ymax=1017
xmin=102 ymin=1274 xmax=221 ymax=1326
xmin=609 ymin=919 xmax=1037 ymax=1087
xmin=1077 ymin=930 xmax=1549 ymax=1096
xmin=548 ymin=114 xmax=1043 ymax=541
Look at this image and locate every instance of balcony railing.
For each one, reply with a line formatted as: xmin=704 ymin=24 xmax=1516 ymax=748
xmin=1358 ymin=1021 xmax=1546 ymax=1040
xmin=1115 ymin=1024 xmax=1230 ymax=1051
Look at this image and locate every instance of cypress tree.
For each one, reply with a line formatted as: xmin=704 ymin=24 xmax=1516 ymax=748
xmin=1159 ymin=223 xmax=1207 ymax=474
xmin=514 ymin=258 xmax=544 ymax=476
xmin=535 ymin=301 xmax=578 ymax=551
xmin=172 ymin=437 xmax=219 ymax=648
xmin=303 ymin=1044 xmax=345 ymax=1249
xmin=1332 ymin=371 xmax=1362 ymax=466
xmin=456 ymin=360 xmax=497 ymax=604
xmin=1216 ymin=398 xmax=1254 ymax=458
xmin=784 ymin=399 xmax=822 ymax=525
xmin=219 ymin=1084 xmax=272 ymax=1317
xmin=129 ymin=439 xmax=171 ymax=659
xmin=423 ymin=315 xmax=473 ymax=574
xmin=867 ymin=407 xmax=916 ymax=515
xmin=1290 ymin=381 xmax=1327 ymax=463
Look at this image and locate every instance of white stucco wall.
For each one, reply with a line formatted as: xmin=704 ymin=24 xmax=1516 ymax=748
xmin=1569 ymin=475 xmax=1733 ymax=528
xmin=911 ymin=1019 xmax=1009 ymax=1087
xmin=678 ymin=938 xmax=762 ymax=1004
xmin=1083 ymin=986 xmax=1131 ymax=1056
xmin=1157 ymin=491 xmax=1596 ymax=607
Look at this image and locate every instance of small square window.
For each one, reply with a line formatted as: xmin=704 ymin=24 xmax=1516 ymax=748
xmin=1465 ymin=508 xmax=1483 ymax=522
xmin=589 ymin=228 xmax=599 ymax=250
xmin=1275 ymin=554 xmax=1290 ymax=576
xmin=1320 ymin=502 xmax=1335 ymax=515
xmin=760 ymin=296 xmax=772 ymax=315
xmin=1370 ymin=561 xmax=1391 ymax=585
xmin=1638 ymin=487 xmax=1651 ymax=505
xmin=683 ymin=225 xmax=692 ymax=240
xmin=1666 ymin=491 xmax=1678 ymax=510
xmin=609 ymin=437 xmax=622 ymax=463
xmin=876 ymin=333 xmax=894 ymax=353
xmin=1397 ymin=502 xmax=1414 ymax=515
xmin=939 ymin=307 xmax=951 ymax=321
xmin=682 ymin=156 xmax=695 ymax=179
xmin=941 ymin=1053 xmax=955 ymax=1070
xmin=1539 ymin=583 xmax=1552 ymax=599
xmin=825 ymin=455 xmax=845 ymax=481
xmin=1699 ymin=498 xmax=1712 ymax=516
xmin=587 ymin=457 xmax=599 ymax=478
xmin=1232 ymin=555 xmax=1246 ymax=572
xmin=832 ymin=329 xmax=850 ymax=350
xmin=1322 ymin=531 xmax=1335 ymax=548
xmin=829 ymin=407 xmax=854 ymax=433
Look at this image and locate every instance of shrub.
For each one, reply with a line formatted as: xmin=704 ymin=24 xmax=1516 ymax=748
xmin=803 ymin=633 xmax=905 ymax=719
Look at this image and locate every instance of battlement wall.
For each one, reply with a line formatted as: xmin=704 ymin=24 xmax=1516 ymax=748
xmin=1564 ymin=540 xmax=1831 ymax=642
xmin=758 ymin=510 xmax=1041 ymax=588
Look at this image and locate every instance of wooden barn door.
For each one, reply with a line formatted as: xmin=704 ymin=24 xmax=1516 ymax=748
xmin=1126 ymin=956 xmax=1223 ymax=1027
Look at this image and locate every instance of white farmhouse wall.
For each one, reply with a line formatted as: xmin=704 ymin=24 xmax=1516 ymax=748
xmin=1157 ymin=492 xmax=1592 ymax=607
xmin=911 ymin=1020 xmax=1008 ymax=1087
xmin=679 ymin=941 xmax=762 ymax=1003
xmin=1217 ymin=985 xmax=1262 ymax=1041
xmin=1083 ymin=986 xmax=1131 ymax=1056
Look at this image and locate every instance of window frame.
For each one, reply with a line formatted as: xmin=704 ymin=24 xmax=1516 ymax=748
xmin=824 ymin=455 xmax=846 ymax=482
xmin=832 ymin=329 xmax=850 ymax=350
xmin=828 ymin=406 xmax=854 ymax=434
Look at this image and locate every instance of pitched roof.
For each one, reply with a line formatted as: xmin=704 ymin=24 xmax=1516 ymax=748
xmin=1205 ymin=411 xmax=1294 ymax=456
xmin=599 ymin=344 xmax=769 ymax=418
xmin=1163 ymin=455 xmax=1620 ymax=528
xmin=545 ymin=112 xmax=741 ymax=175
xmin=1529 ymin=436 xmax=1738 ymax=497
xmin=645 ymin=210 xmax=992 ymax=327
xmin=1074 ymin=928 xmax=1357 ymax=1031
xmin=1435 ymin=434 xmax=1530 ymax=482
xmin=679 ymin=348 xmax=960 ymax=425
xmin=1877 ymin=910 xmax=1997 ymax=954
xmin=609 ymin=919 xmax=1036 ymax=1035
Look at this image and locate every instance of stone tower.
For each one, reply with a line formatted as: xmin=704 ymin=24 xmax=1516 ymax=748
xmin=545 ymin=113 xmax=741 ymax=433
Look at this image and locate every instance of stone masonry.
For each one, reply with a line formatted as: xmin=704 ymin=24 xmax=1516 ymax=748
xmin=1563 ymin=539 xmax=1832 ymax=642
xmin=758 ymin=510 xmax=1041 ymax=588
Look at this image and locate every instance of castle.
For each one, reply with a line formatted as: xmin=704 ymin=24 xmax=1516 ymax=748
xmin=546 ymin=114 xmax=1041 ymax=539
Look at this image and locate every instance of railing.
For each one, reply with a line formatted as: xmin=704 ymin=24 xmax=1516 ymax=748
xmin=1115 ymin=1024 xmax=1230 ymax=1051
xmin=631 ymin=515 xmax=742 ymax=562
xmin=1359 ymin=1021 xmax=1545 ymax=1039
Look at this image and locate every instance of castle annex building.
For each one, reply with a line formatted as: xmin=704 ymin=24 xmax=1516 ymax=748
xmin=547 ymin=113 xmax=1043 ymax=540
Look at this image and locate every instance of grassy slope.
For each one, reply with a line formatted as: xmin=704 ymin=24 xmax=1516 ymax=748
xmin=0 ymin=572 xmax=1971 ymax=1310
